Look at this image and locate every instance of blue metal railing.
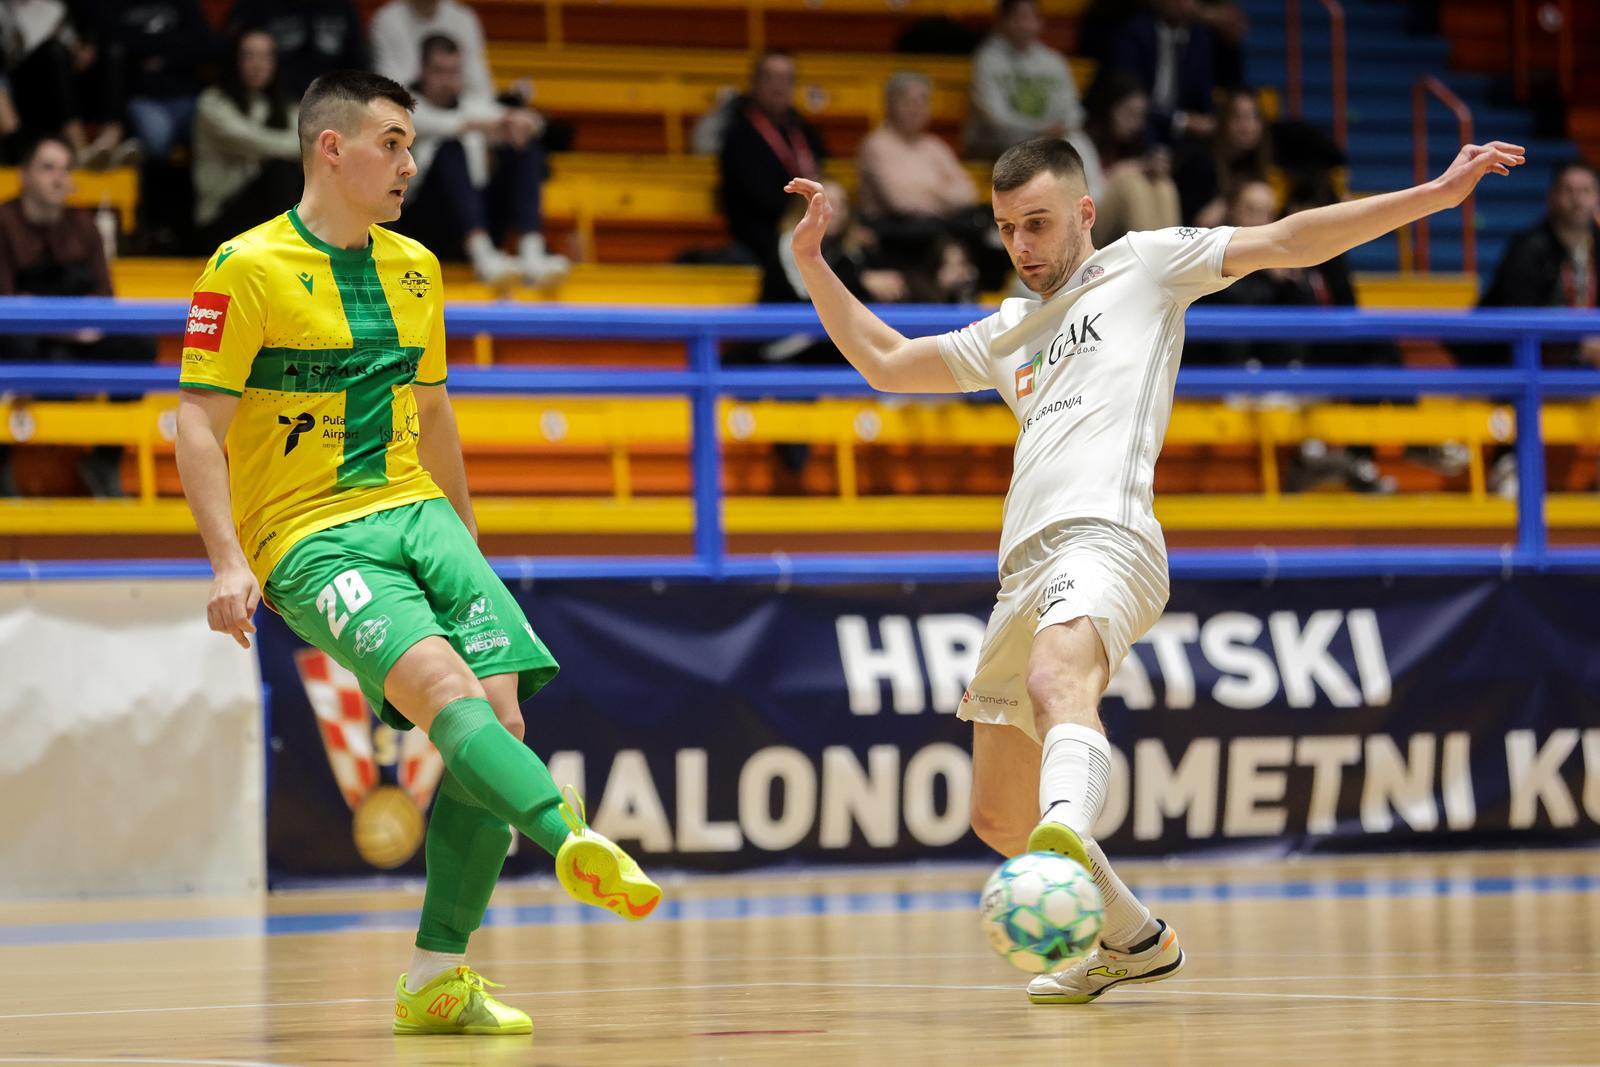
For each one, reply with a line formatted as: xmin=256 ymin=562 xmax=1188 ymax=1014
xmin=1 ymin=298 xmax=1598 ymax=583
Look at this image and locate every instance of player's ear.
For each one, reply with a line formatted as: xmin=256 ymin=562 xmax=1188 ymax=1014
xmin=1079 ymin=193 xmax=1096 ymax=233
xmin=317 ymin=128 xmax=341 ymax=164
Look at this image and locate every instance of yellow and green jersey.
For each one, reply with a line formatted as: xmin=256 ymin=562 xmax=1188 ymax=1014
xmin=180 ymin=206 xmax=449 ymax=584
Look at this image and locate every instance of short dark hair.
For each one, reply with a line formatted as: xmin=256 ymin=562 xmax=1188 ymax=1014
xmin=996 ymin=0 xmax=1037 ymax=19
xmin=298 ymin=69 xmax=416 ymax=160
xmin=19 ymin=135 xmax=73 ymax=168
xmin=420 ymin=33 xmax=460 ymax=67
xmin=1550 ymin=160 xmax=1598 ymax=191
xmin=992 ymin=137 xmax=1086 ymax=193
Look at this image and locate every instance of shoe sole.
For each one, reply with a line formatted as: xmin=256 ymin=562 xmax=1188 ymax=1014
xmin=1026 ymin=822 xmax=1091 ymax=873
xmin=558 ymin=839 xmax=662 ymax=920
xmin=1027 ymin=948 xmax=1186 ymax=1005
xmin=393 ymin=1020 xmax=533 ymax=1036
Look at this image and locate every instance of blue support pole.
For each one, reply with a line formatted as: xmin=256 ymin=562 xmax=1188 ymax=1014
xmin=1512 ymin=334 xmax=1547 ymax=568
xmin=688 ymin=331 xmax=725 ymax=578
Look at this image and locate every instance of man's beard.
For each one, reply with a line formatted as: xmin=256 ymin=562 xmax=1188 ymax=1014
xmin=1019 ymin=235 xmax=1084 ymax=296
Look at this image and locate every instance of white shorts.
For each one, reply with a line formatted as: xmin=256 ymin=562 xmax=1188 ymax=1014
xmin=958 ymin=520 xmax=1169 ymax=742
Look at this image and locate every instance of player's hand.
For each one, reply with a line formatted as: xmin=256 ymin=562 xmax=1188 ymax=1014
xmin=208 ymin=565 xmax=261 ymax=650
xmin=1434 ymin=141 xmax=1526 ymax=206
xmin=783 ymin=177 xmax=831 ymax=260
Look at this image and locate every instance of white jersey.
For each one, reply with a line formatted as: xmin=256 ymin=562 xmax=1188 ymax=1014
xmin=937 ymin=225 xmax=1237 ymax=570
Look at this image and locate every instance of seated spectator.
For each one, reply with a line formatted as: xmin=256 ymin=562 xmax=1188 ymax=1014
xmin=392 ymin=34 xmax=567 ymax=284
xmin=964 ymin=0 xmax=1093 ymax=174
xmin=857 ymin=71 xmax=1006 ymax=290
xmin=769 ymin=178 xmax=908 ymax=312
xmin=1105 ymin=0 xmax=1217 ymax=145
xmin=719 ymin=51 xmax=826 ymax=278
xmin=0 ymin=135 xmax=154 ymax=497
xmin=1082 ymin=71 xmax=1180 ymax=246
xmin=1174 ymin=87 xmax=1271 ymax=227
xmin=192 ymin=28 xmax=302 ymax=251
xmin=371 ymin=0 xmax=514 ymax=105
xmin=0 ymin=0 xmax=124 ymax=164
xmin=225 ymin=0 xmax=367 ymax=98
xmin=1187 ymin=179 xmax=1314 ymax=367
xmin=72 ymin=0 xmax=215 ymax=162
xmin=1474 ymin=161 xmax=1600 ymax=368
xmin=859 ymin=72 xmax=976 ymax=225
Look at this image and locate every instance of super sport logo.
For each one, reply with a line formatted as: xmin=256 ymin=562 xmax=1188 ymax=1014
xmin=185 ymin=291 xmax=231 ymax=352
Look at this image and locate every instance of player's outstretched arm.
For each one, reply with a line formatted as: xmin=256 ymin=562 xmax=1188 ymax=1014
xmin=783 ymin=178 xmax=962 ymax=394
xmin=175 ymin=388 xmax=260 ymax=649
xmin=414 ymin=384 xmax=478 ymax=541
xmin=1221 ymin=141 xmax=1526 ymax=278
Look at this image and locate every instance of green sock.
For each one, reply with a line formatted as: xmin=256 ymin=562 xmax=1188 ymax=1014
xmin=416 ymin=773 xmax=512 ymax=953
xmin=426 ymin=697 xmax=574 ymax=856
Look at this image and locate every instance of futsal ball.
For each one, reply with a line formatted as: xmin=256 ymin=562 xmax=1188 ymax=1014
xmin=980 ymin=851 xmax=1105 ymax=973
xmin=352 ymin=785 xmax=426 ymax=869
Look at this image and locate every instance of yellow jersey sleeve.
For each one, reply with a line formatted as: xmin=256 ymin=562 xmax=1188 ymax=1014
xmin=180 ymin=246 xmax=267 ymax=396
xmin=416 ymin=252 xmax=448 ymax=386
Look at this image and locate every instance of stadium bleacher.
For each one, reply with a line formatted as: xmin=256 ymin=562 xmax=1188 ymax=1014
xmin=1 ymin=0 xmax=1596 ymax=558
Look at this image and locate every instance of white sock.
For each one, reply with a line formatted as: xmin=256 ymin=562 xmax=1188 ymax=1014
xmin=1038 ymin=722 xmax=1111 ymax=837
xmin=404 ymin=948 xmax=466 ymax=993
xmin=1085 ymin=837 xmax=1159 ymax=952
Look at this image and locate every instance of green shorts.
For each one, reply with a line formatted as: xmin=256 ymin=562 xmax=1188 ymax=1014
xmin=265 ymin=497 xmax=559 ymax=730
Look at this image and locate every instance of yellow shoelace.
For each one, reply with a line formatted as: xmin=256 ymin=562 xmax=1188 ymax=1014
xmin=451 ymin=966 xmax=503 ymax=993
xmin=558 ymin=784 xmax=587 ymax=834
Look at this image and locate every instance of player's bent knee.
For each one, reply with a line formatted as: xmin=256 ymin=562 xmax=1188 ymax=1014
xmin=970 ymin=798 xmax=1032 ymax=858
xmin=498 ymin=713 xmax=525 ymax=742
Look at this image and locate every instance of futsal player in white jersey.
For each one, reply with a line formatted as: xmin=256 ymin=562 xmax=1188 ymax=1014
xmin=784 ymin=135 xmax=1523 ymax=1003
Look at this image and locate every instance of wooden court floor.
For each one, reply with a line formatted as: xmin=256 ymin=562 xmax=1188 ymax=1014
xmin=1 ymin=849 xmax=1597 ymax=1066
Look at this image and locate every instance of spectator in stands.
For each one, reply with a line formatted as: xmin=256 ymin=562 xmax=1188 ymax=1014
xmin=1105 ymin=0 xmax=1217 ymax=145
xmin=393 ymin=33 xmax=567 ymax=284
xmin=71 ymin=0 xmax=216 ymax=162
xmin=1079 ymin=0 xmax=1247 ymax=85
xmin=719 ymin=51 xmax=827 ymax=277
xmin=370 ymin=0 xmax=495 ymax=101
xmin=1174 ymin=87 xmax=1271 ymax=227
xmin=0 ymin=1 xmax=125 ymax=164
xmin=0 ymin=135 xmax=154 ymax=496
xmin=769 ymin=178 xmax=907 ymax=311
xmin=1476 ymin=161 xmax=1600 ymax=368
xmin=224 ymin=0 xmax=367 ymax=98
xmin=192 ymin=29 xmax=301 ymax=250
xmin=964 ymin=0 xmax=1091 ymax=169
xmin=856 ymin=71 xmax=1006 ymax=290
xmin=1082 ymin=70 xmax=1180 ymax=246
xmin=1187 ymin=179 xmax=1314 ymax=367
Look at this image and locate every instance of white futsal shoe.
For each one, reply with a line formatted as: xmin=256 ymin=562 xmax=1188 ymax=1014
xmin=1026 ymin=919 xmax=1185 ymax=1004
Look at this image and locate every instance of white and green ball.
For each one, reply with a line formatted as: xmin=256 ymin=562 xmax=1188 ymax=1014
xmin=980 ymin=851 xmax=1105 ymax=973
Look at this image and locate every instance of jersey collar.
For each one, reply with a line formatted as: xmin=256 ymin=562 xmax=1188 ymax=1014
xmin=287 ymin=204 xmax=374 ymax=265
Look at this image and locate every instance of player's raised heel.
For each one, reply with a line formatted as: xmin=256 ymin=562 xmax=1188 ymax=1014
xmin=1027 ymin=919 xmax=1185 ymax=1004
xmin=553 ymin=787 xmax=662 ymax=920
xmin=392 ymin=967 xmax=532 ymax=1035
xmin=1026 ymin=820 xmax=1092 ymax=874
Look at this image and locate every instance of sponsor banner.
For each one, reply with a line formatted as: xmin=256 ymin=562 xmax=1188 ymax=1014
xmin=261 ymin=576 xmax=1600 ymax=879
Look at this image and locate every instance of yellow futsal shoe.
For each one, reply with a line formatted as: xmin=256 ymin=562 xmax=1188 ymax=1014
xmin=392 ymin=967 xmax=532 ymax=1035
xmin=554 ymin=787 xmax=662 ymax=920
xmin=1026 ymin=819 xmax=1092 ymax=874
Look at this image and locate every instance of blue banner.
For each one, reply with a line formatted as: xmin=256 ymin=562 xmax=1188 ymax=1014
xmin=260 ymin=575 xmax=1600 ymax=881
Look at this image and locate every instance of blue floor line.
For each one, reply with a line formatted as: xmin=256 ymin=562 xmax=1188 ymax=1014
xmin=4 ymin=872 xmax=1598 ymax=949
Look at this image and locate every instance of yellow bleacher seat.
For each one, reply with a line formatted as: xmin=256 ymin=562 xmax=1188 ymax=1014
xmin=0 ymin=167 xmax=139 ymax=234
xmin=5 ymin=393 xmax=1597 ymax=536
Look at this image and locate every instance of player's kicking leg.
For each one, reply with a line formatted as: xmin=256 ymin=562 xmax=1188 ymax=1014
xmin=385 ymin=639 xmax=660 ymax=1035
xmin=1004 ymin=617 xmax=1182 ymax=1003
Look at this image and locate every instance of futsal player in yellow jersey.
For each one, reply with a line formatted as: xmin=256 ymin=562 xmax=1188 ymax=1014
xmin=175 ymin=70 xmax=660 ymax=1037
